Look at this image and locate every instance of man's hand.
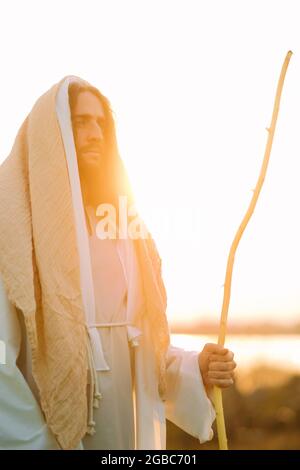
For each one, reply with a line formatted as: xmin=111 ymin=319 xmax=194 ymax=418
xmin=198 ymin=343 xmax=236 ymax=393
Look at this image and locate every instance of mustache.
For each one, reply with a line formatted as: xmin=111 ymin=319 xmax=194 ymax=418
xmin=81 ymin=145 xmax=103 ymax=153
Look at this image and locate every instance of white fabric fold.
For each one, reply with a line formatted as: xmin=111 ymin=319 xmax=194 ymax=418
xmin=86 ymin=326 xmax=110 ymax=371
xmin=55 ymin=77 xmax=109 ymax=372
xmin=0 ymin=277 xmax=61 ymax=450
xmin=165 ymin=345 xmax=216 ymax=444
xmin=116 ymin=239 xmax=144 ymax=348
xmin=133 ymin=318 xmax=166 ymax=449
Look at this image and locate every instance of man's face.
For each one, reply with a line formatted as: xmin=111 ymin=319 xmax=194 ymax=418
xmin=71 ymin=91 xmax=105 ymax=177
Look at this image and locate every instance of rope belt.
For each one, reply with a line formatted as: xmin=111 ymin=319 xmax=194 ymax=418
xmin=85 ymin=321 xmax=132 ymax=436
xmin=89 ymin=321 xmax=132 ymax=328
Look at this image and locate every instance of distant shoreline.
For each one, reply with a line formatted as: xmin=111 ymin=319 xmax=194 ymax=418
xmin=170 ymin=323 xmax=300 ymax=336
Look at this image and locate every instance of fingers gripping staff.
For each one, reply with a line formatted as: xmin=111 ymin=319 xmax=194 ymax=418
xmin=214 ymin=51 xmax=293 ymax=450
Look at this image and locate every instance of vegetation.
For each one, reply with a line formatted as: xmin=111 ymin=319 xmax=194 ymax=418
xmin=167 ymin=367 xmax=300 ymax=450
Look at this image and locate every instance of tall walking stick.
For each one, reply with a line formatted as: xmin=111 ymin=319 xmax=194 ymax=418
xmin=214 ymin=51 xmax=293 ymax=450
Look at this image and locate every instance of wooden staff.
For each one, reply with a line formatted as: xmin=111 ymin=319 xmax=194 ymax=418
xmin=213 ymin=51 xmax=293 ymax=450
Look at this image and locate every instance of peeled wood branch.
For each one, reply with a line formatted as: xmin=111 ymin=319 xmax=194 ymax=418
xmin=213 ymin=51 xmax=293 ymax=450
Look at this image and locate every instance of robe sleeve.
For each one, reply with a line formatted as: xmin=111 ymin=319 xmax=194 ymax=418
xmin=0 ymin=275 xmax=60 ymax=449
xmin=164 ymin=344 xmax=216 ymax=444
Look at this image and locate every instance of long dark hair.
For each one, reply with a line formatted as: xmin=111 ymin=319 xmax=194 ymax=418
xmin=68 ymin=82 xmax=135 ymax=225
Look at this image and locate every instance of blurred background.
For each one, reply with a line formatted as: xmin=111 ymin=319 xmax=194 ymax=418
xmin=0 ymin=0 xmax=299 ymax=450
xmin=168 ymin=329 xmax=300 ymax=449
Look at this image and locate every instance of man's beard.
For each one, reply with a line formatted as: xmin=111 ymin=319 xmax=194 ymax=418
xmin=79 ymin=159 xmax=120 ymax=210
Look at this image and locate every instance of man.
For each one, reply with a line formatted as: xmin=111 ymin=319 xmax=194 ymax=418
xmin=0 ymin=76 xmax=236 ymax=450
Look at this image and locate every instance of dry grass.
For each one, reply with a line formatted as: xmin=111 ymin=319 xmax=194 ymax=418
xmin=166 ymin=367 xmax=300 ymax=450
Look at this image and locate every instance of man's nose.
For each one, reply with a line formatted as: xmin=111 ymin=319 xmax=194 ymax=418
xmin=87 ymin=121 xmax=104 ymax=141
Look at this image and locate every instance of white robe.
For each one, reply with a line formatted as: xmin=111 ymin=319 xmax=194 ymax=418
xmin=82 ymin=205 xmax=135 ymax=450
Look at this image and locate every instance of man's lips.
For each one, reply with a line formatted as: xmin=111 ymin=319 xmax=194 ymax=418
xmin=82 ymin=150 xmax=101 ymax=159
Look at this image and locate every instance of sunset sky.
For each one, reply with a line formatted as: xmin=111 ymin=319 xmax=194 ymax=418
xmin=0 ymin=0 xmax=299 ymax=327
